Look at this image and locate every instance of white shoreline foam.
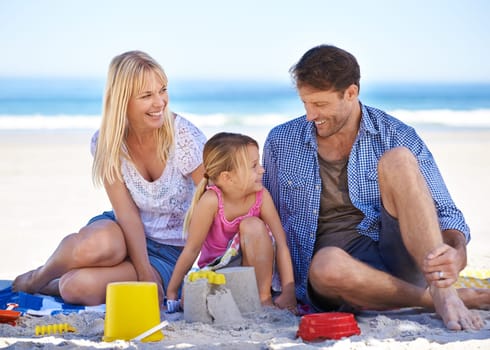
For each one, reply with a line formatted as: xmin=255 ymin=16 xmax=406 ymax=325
xmin=1 ymin=109 xmax=490 ymax=131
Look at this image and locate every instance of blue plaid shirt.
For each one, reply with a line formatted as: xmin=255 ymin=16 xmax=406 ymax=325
xmin=263 ymin=103 xmax=470 ymax=304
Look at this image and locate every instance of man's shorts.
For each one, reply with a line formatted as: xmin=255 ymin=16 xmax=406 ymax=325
xmin=307 ymin=206 xmax=426 ymax=312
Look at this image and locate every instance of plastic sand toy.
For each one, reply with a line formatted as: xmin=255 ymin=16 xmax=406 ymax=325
xmin=187 ymin=270 xmax=226 ymax=284
xmin=0 ymin=303 xmax=21 ymax=326
xmin=35 ymin=323 xmax=76 ymax=336
xmin=297 ymin=312 xmax=361 ymax=341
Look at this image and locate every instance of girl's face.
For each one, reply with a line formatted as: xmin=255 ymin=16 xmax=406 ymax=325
xmin=126 ymin=72 xmax=168 ymax=131
xmin=235 ymin=144 xmax=264 ymax=193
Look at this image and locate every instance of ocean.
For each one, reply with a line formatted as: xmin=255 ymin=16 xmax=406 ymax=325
xmin=1 ymin=78 xmax=490 ymax=132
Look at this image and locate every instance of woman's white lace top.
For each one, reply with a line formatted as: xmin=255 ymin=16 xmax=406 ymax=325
xmin=91 ymin=115 xmax=206 ymax=246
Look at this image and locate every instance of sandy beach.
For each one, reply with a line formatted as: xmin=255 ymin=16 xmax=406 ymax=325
xmin=0 ymin=127 xmax=489 ymax=349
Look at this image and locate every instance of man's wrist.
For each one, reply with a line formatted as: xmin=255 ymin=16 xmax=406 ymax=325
xmin=442 ymin=229 xmax=466 ymax=249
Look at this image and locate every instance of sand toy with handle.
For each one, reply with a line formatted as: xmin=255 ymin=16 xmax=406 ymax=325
xmin=0 ymin=303 xmax=21 ymax=326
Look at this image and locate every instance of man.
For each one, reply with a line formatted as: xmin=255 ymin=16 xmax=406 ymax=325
xmin=263 ymin=44 xmax=489 ymax=330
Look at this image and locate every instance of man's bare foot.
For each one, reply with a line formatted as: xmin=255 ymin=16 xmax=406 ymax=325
xmin=430 ymin=285 xmax=484 ymax=330
xmin=12 ymin=267 xmax=47 ymax=294
xmin=457 ymin=288 xmax=490 ymax=310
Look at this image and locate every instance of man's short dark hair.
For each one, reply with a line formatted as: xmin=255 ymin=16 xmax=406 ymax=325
xmin=290 ymin=44 xmax=361 ymax=93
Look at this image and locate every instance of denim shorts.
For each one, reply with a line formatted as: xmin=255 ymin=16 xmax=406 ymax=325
xmin=307 ymin=206 xmax=425 ymax=312
xmin=86 ymin=210 xmax=116 ymax=225
xmin=87 ymin=211 xmax=184 ymax=297
xmin=146 ymin=238 xmax=183 ymax=297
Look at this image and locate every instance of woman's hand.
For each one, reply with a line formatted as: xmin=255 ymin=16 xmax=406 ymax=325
xmin=137 ymin=268 xmax=164 ymax=306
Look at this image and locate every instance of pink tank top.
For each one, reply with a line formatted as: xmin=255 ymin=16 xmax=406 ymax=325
xmin=198 ymin=185 xmax=263 ymax=267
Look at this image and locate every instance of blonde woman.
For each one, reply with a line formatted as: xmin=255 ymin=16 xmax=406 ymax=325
xmin=13 ymin=51 xmax=206 ymax=305
xmin=166 ymin=132 xmax=296 ymax=311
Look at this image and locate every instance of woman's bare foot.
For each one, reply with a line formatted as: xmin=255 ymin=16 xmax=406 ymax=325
xmin=430 ymin=285 xmax=484 ymax=330
xmin=12 ymin=267 xmax=48 ymax=294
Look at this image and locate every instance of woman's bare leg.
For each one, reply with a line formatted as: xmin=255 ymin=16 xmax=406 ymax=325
xmin=58 ymin=260 xmax=138 ymax=305
xmin=12 ymin=219 xmax=127 ymax=295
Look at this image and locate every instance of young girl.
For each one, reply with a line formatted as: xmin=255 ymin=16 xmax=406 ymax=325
xmin=166 ymin=132 xmax=296 ymax=310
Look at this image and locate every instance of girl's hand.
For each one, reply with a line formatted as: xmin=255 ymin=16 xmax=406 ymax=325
xmin=166 ymin=299 xmax=181 ymax=313
xmin=165 ymin=287 xmax=182 ymax=313
xmin=166 ymin=288 xmax=178 ymax=304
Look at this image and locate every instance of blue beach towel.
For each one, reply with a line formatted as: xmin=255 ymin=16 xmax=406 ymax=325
xmin=0 ymin=285 xmax=105 ymax=316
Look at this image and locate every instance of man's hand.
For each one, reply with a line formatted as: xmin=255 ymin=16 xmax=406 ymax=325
xmin=423 ymin=230 xmax=467 ymax=288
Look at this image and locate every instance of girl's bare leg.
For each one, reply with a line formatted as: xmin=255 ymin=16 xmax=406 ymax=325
xmin=240 ymin=217 xmax=274 ymax=306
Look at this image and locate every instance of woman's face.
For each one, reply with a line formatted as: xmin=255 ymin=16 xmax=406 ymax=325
xmin=126 ymin=72 xmax=169 ymax=131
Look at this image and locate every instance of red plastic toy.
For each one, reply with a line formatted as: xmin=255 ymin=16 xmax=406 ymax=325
xmin=297 ymin=312 xmax=361 ymax=341
xmin=0 ymin=303 xmax=21 ymax=326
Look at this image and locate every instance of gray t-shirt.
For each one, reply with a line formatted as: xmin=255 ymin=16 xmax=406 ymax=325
xmin=315 ymin=156 xmax=364 ymax=253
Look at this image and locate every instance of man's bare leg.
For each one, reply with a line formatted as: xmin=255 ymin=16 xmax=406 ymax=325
xmin=378 ymin=147 xmax=482 ymax=330
xmin=309 ymin=147 xmax=486 ymax=330
xmin=309 ymin=248 xmax=488 ymax=327
xmin=310 ymin=247 xmax=429 ymax=310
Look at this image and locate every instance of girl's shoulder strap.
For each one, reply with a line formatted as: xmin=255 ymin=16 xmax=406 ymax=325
xmin=256 ymin=188 xmax=264 ymax=203
xmin=250 ymin=188 xmax=264 ymax=213
xmin=206 ymin=184 xmax=224 ymax=209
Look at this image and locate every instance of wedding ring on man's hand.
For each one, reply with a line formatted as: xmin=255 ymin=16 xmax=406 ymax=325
xmin=438 ymin=271 xmax=444 ymax=279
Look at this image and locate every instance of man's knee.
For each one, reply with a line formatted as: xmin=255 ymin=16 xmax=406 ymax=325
xmin=309 ymin=247 xmax=348 ymax=286
xmin=378 ymin=146 xmax=418 ymax=178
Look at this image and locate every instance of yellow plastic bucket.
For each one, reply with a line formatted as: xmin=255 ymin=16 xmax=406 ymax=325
xmin=103 ymin=282 xmax=163 ymax=342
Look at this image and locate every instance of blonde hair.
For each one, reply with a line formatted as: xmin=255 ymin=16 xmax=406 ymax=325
xmin=183 ymin=132 xmax=259 ymax=234
xmin=92 ymin=50 xmax=175 ymax=186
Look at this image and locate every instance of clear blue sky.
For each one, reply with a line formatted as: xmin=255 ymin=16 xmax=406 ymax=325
xmin=1 ymin=0 xmax=489 ymax=83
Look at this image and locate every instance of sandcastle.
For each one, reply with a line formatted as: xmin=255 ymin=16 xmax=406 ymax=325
xmin=183 ymin=266 xmax=262 ymax=324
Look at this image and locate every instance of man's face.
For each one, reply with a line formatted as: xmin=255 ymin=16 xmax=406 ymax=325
xmin=298 ymin=85 xmax=356 ymax=139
